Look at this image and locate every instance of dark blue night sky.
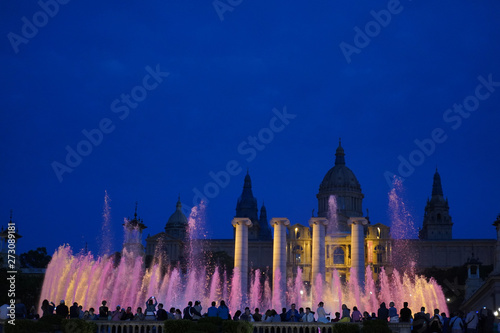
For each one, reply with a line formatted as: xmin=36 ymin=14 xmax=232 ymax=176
xmin=1 ymin=0 xmax=500 ymax=255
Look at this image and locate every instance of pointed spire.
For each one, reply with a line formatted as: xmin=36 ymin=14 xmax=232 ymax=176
xmin=432 ymin=169 xmax=444 ymax=197
xmin=236 ymin=171 xmax=258 ymax=221
xmin=244 ymin=169 xmax=252 ymax=188
xmin=259 ymin=202 xmax=267 ymax=219
xmin=335 ymin=138 xmax=345 ymax=166
xmin=134 ymin=201 xmax=138 ymax=219
xmin=176 ymin=195 xmax=182 ymax=210
xmin=9 ymin=209 xmax=13 ymax=223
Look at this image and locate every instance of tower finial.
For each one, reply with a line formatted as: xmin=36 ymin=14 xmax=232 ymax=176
xmin=432 ymin=169 xmax=444 ymax=197
xmin=335 ymin=139 xmax=345 ymax=165
xmin=134 ymin=201 xmax=138 ymax=219
xmin=9 ymin=209 xmax=13 ymax=222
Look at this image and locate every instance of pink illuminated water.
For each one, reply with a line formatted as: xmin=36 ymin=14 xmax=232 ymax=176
xmin=326 ymin=195 xmax=338 ymax=234
xmin=99 ymin=191 xmax=113 ymax=256
xmin=389 ymin=177 xmax=418 ymax=273
xmin=39 ymin=196 xmax=448 ymax=317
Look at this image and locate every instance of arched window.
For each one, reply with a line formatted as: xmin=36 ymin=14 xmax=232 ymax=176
xmin=374 ymin=245 xmax=385 ymax=264
xmin=333 ymin=247 xmax=345 ymax=265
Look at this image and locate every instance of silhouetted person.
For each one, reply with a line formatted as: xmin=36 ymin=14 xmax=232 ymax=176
xmin=99 ymin=300 xmax=109 ymax=319
xmin=41 ymin=300 xmax=55 ymax=317
xmin=429 ymin=309 xmax=443 ymax=333
xmin=253 ymin=308 xmax=262 ymax=322
xmin=121 ymin=307 xmax=134 ymax=321
xmin=217 ymin=300 xmax=230 ymax=320
xmin=14 ymin=299 xmax=27 ymax=319
xmin=378 ymin=302 xmax=389 ymax=322
xmin=280 ymin=308 xmax=287 ymax=322
xmin=233 ymin=310 xmax=241 ymax=320
xmin=156 ymin=303 xmax=168 ymax=321
xmin=240 ymin=307 xmax=254 ymax=322
xmin=413 ymin=307 xmax=430 ymax=333
xmin=400 ymin=302 xmax=412 ymax=322
xmin=207 ymin=302 xmax=218 ymax=317
xmin=56 ymin=300 xmax=68 ymax=318
xmin=183 ymin=301 xmax=193 ymax=320
xmin=286 ymin=303 xmax=300 ymax=322
xmin=69 ymin=302 xmax=80 ymax=318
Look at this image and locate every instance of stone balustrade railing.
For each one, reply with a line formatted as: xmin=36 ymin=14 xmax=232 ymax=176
xmin=94 ymin=321 xmax=164 ymax=332
xmin=0 ymin=319 xmax=412 ymax=333
xmin=252 ymin=322 xmax=411 ymax=333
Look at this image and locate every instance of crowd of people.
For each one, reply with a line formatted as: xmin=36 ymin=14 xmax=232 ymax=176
xmin=1 ymin=298 xmax=496 ymax=332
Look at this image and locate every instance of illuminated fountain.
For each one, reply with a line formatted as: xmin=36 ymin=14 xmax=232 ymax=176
xmin=39 ymin=182 xmax=448 ymax=317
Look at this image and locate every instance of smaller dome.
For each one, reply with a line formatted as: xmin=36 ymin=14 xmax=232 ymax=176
xmin=166 ymin=197 xmax=188 ymax=228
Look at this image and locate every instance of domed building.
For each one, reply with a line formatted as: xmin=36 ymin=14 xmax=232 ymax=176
xmin=145 ymin=141 xmax=497 ymax=298
xmin=145 ymin=197 xmax=189 ymax=264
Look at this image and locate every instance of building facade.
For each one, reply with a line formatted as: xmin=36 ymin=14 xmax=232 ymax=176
xmin=144 ymin=142 xmax=496 ymax=287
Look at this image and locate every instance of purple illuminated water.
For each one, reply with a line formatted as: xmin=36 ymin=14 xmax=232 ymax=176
xmin=326 ymin=195 xmax=338 ymax=234
xmin=98 ymin=191 xmax=113 ymax=256
xmin=389 ymin=176 xmax=418 ymax=274
xmin=39 ymin=193 xmax=448 ymax=316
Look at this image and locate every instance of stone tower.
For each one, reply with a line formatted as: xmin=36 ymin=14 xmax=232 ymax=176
xmin=317 ymin=140 xmax=364 ymax=232
xmin=122 ymin=203 xmax=147 ymax=255
xmin=419 ymin=169 xmax=453 ymax=240
xmin=235 ymin=171 xmax=272 ymax=240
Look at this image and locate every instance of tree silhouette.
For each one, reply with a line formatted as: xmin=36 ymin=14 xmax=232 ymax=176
xmin=20 ymin=247 xmax=52 ymax=268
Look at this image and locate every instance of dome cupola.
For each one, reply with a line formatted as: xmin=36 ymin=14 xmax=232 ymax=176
xmin=317 ymin=139 xmax=364 ymax=231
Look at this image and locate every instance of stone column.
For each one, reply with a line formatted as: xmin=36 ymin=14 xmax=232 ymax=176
xmin=309 ymin=217 xmax=328 ymax=283
xmin=232 ymin=218 xmax=252 ymax=300
xmin=348 ymin=217 xmax=368 ymax=287
xmin=493 ymin=216 xmax=500 ymax=274
xmin=271 ymin=218 xmax=290 ymax=309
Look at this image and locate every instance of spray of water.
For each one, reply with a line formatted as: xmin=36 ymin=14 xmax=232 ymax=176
xmin=40 ymin=195 xmax=448 ymax=317
xmin=99 ymin=190 xmax=113 ymax=256
xmin=327 ymin=195 xmax=338 ymax=234
xmin=388 ymin=176 xmax=418 ymax=273
xmin=187 ymin=201 xmax=207 ymax=270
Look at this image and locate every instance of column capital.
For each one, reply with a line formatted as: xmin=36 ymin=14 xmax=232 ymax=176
xmin=309 ymin=217 xmax=328 ymax=227
xmin=232 ymin=217 xmax=252 ymax=228
xmin=270 ymin=218 xmax=290 ymax=228
xmin=348 ymin=217 xmax=368 ymax=226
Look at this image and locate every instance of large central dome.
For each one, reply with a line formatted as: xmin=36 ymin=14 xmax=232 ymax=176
xmin=317 ymin=140 xmax=364 ymax=231
xmin=319 ymin=143 xmax=361 ymax=192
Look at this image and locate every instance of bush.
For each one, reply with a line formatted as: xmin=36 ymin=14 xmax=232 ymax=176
xmin=360 ymin=320 xmax=391 ymax=333
xmin=5 ymin=319 xmax=40 ymax=333
xmin=198 ymin=316 xmax=223 ymax=326
xmin=164 ymin=319 xmax=196 ymax=332
xmin=332 ymin=323 xmax=361 ymax=333
xmin=222 ymin=320 xmax=252 ymax=333
xmin=61 ymin=318 xmax=97 ymax=333
xmin=195 ymin=321 xmax=218 ymax=333
xmin=4 ymin=318 xmax=56 ymax=333
xmin=38 ymin=314 xmax=65 ymax=326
